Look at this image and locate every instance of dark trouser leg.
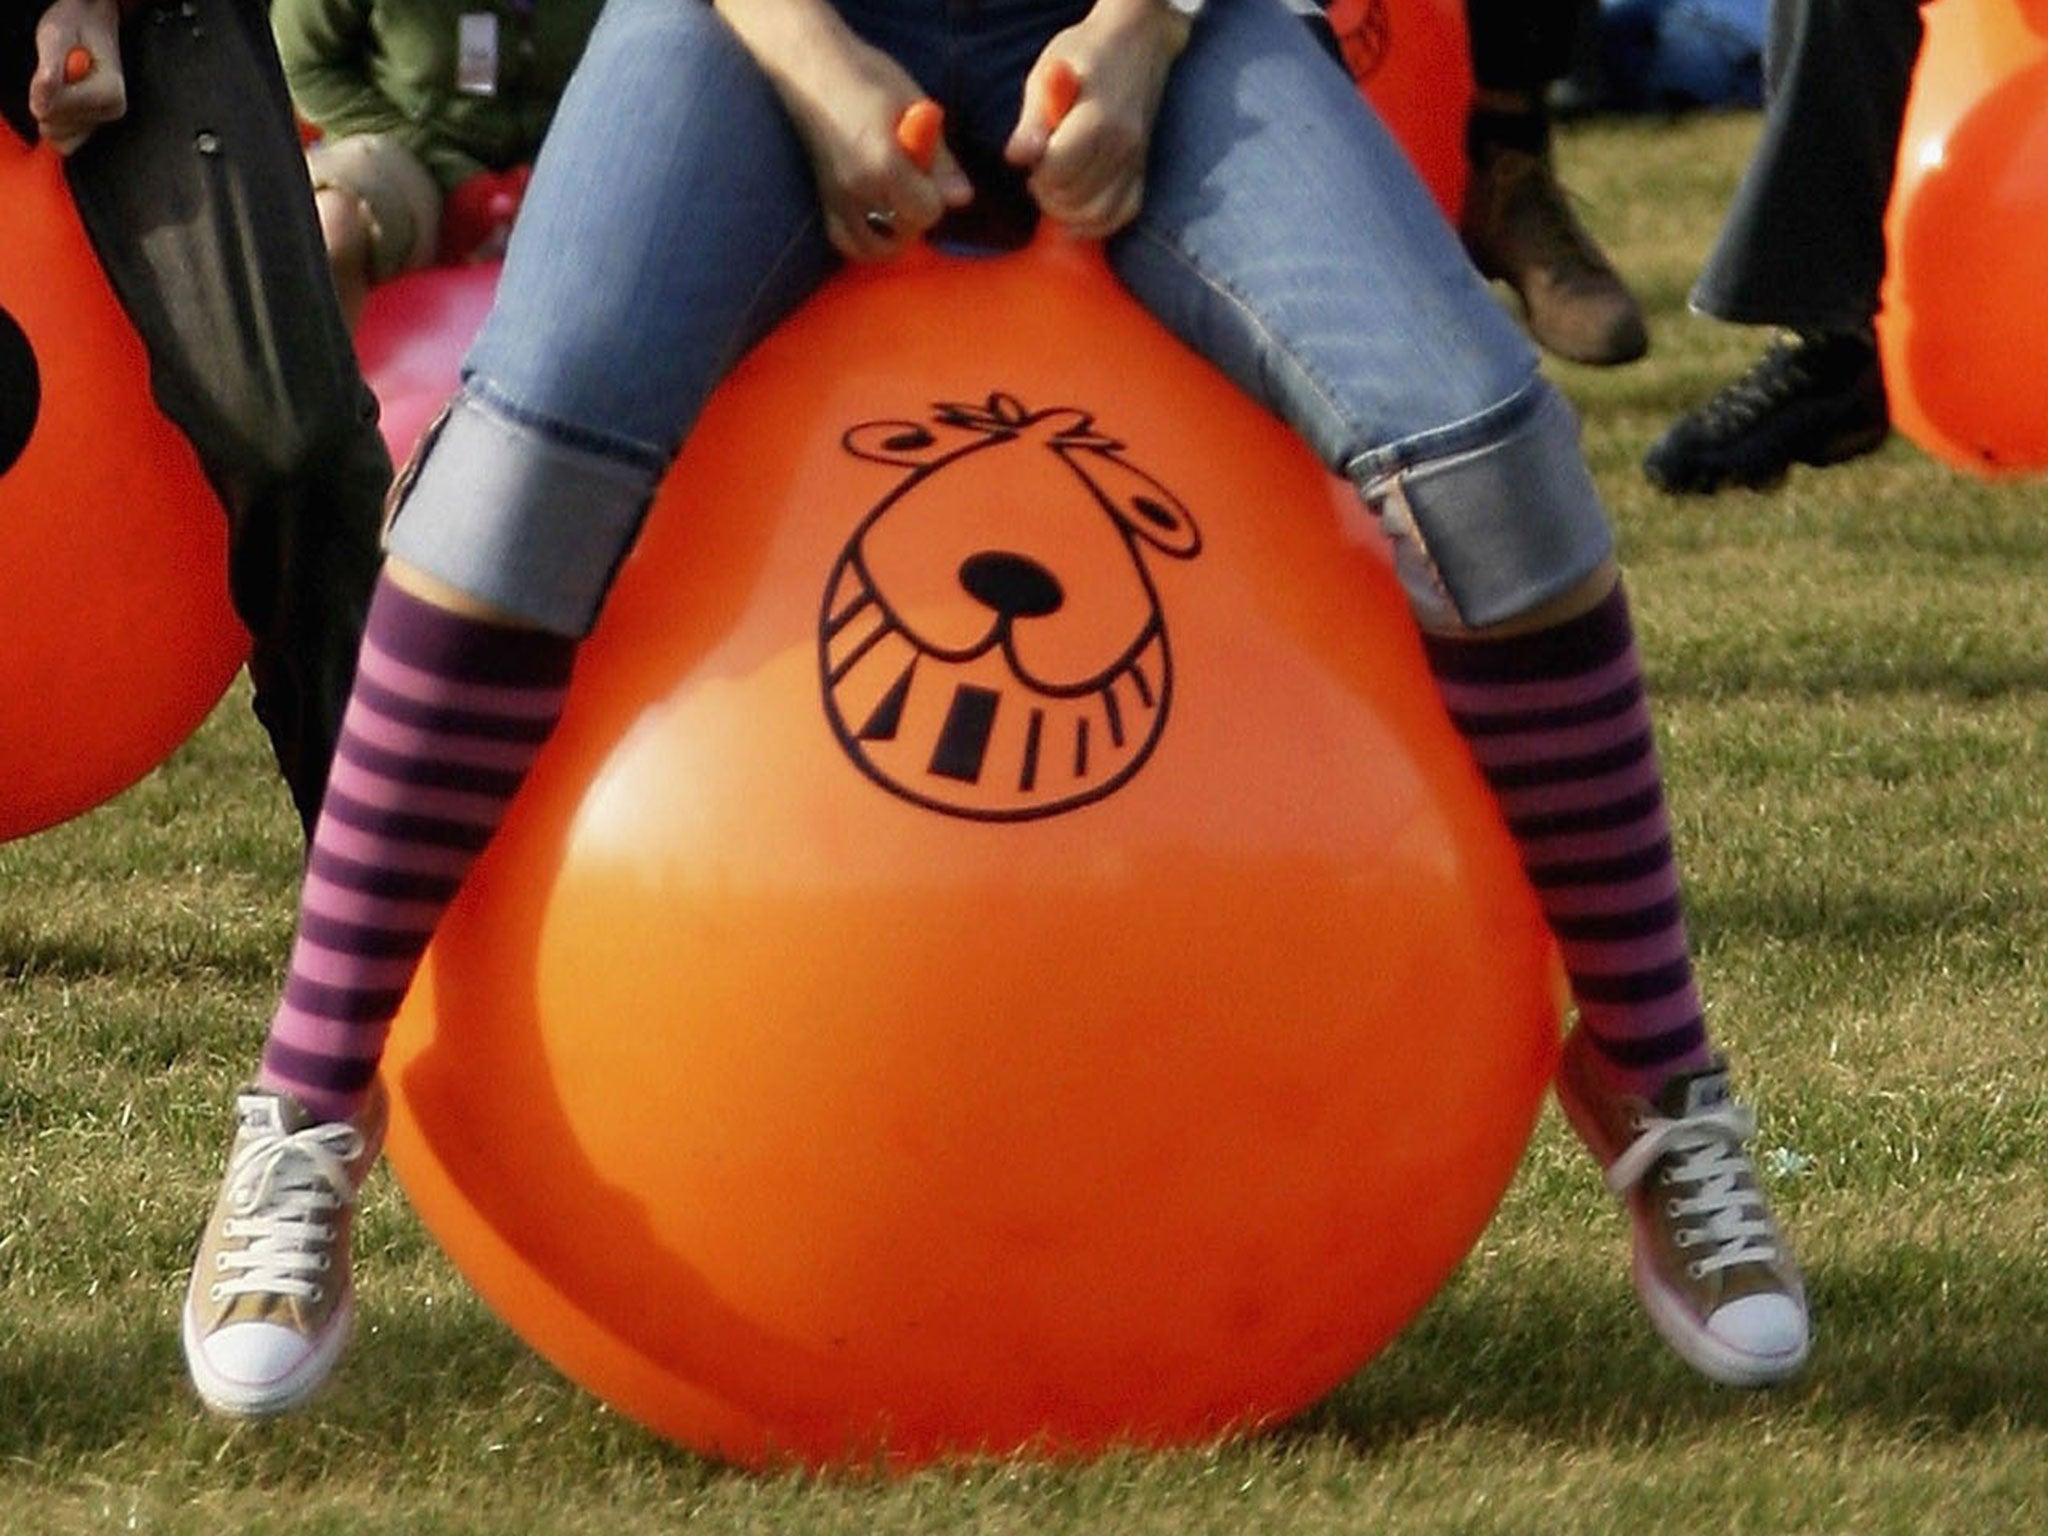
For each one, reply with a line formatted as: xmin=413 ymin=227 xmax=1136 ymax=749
xmin=62 ymin=0 xmax=388 ymax=838
xmin=1466 ymin=0 xmax=1586 ymax=92
xmin=1690 ymin=0 xmax=1926 ymax=330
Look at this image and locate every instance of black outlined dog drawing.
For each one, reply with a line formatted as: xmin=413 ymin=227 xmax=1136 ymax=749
xmin=820 ymin=393 xmax=1202 ymax=821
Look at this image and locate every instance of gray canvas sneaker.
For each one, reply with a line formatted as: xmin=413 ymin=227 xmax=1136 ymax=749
xmin=182 ymin=1083 xmax=387 ymax=1416
xmin=1554 ymin=1031 xmax=1809 ymax=1386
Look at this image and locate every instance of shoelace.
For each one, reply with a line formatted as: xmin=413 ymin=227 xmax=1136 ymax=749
xmin=1694 ymin=341 xmax=1822 ymax=434
xmin=1602 ymin=1099 xmax=1780 ymax=1278
xmin=210 ymin=1117 xmax=365 ymax=1303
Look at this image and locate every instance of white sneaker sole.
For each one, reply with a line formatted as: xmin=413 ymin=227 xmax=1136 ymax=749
xmin=181 ymin=1290 xmax=356 ymax=1418
xmin=1633 ymin=1245 xmax=1809 ymax=1388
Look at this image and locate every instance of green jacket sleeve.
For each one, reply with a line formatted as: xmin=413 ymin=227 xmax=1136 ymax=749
xmin=271 ymin=0 xmax=446 ymax=168
xmin=273 ymin=0 xmax=591 ymax=191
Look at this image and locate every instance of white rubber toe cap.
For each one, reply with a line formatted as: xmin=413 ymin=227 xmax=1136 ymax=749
xmin=183 ymin=1305 xmax=351 ymax=1418
xmin=1709 ymin=1292 xmax=1809 ymax=1362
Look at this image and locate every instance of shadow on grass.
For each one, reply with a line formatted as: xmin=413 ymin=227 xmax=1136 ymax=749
xmin=1646 ymin=645 xmax=2048 ymax=704
xmin=3 ymin=1237 xmax=2043 ymax=1478
xmin=1688 ymin=880 xmax=2048 ymax=957
xmin=1299 ymin=1236 xmax=2048 ymax=1456
xmin=0 ymin=1312 xmax=203 ymax=1462
xmin=0 ymin=1298 xmax=652 ymax=1477
xmin=0 ymin=918 xmax=286 ymax=991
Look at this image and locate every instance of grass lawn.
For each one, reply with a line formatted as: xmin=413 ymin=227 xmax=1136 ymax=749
xmin=4 ymin=107 xmax=2047 ymax=1533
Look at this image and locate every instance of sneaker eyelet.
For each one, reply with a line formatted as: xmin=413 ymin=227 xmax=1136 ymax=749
xmin=209 ymin=1284 xmax=226 ymax=1301
xmin=215 ymin=1254 xmax=231 ymax=1271
xmin=309 ymin=1285 xmax=325 ymax=1302
xmin=1665 ymin=1198 xmax=1683 ymax=1216
xmin=1686 ymin=1261 xmax=1706 ymax=1280
xmin=1673 ymin=1229 xmax=1694 ymax=1248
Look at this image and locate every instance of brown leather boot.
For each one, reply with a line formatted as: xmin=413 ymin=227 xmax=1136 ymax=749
xmin=1461 ymin=145 xmax=1649 ymax=367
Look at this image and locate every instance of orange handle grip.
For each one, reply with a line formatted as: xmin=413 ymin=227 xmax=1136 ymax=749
xmin=1043 ymin=60 xmax=1080 ymax=129
xmin=63 ymin=45 xmax=93 ymax=85
xmin=894 ymin=98 xmax=944 ymax=172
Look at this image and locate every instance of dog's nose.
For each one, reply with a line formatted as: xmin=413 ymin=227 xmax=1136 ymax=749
xmin=958 ymin=550 xmax=1064 ymax=620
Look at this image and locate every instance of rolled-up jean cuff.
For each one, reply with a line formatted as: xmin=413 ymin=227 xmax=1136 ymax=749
xmin=383 ymin=393 xmax=662 ymax=637
xmin=1359 ymin=385 xmax=1613 ymax=631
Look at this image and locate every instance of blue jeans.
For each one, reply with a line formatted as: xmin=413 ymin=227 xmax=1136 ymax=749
xmin=388 ymin=0 xmax=1611 ymax=634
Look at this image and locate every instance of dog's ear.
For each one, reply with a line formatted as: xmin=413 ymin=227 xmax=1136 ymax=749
xmin=843 ymin=393 xmax=1058 ymax=468
xmin=1063 ymin=445 xmax=1202 ymax=560
xmin=842 ymin=413 xmax=993 ymax=469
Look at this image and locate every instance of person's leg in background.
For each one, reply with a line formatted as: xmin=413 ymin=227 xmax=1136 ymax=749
xmin=60 ymin=0 xmax=389 ymax=837
xmin=1643 ymin=0 xmax=1923 ymax=494
xmin=303 ymin=132 xmax=445 ymax=331
xmin=1461 ymin=0 xmax=1650 ymax=366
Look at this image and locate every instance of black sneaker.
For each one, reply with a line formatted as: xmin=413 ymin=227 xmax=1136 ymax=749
xmin=1644 ymin=330 xmax=1890 ymax=494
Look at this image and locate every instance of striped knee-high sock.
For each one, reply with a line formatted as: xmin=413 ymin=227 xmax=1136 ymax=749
xmin=257 ymin=575 xmax=577 ymax=1123
xmin=1420 ymin=582 xmax=1714 ymax=1099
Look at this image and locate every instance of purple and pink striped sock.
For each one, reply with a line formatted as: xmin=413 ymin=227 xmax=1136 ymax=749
xmin=256 ymin=576 xmax=576 ymax=1123
xmin=1421 ymin=582 xmax=1714 ymax=1100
